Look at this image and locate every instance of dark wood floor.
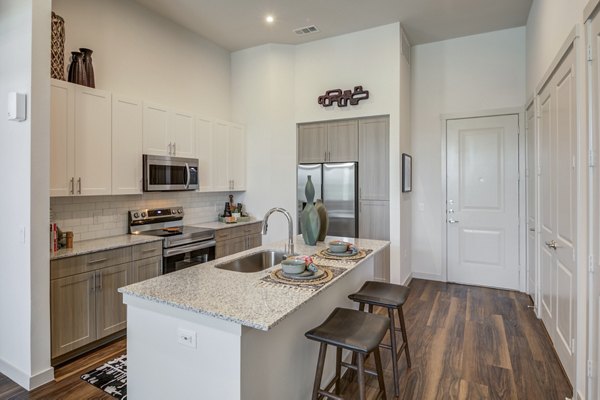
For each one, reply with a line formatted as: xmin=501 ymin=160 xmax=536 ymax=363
xmin=0 ymin=279 xmax=571 ymax=400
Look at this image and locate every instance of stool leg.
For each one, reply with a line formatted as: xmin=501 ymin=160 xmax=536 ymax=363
xmin=349 ymin=302 xmax=366 ymax=383
xmin=312 ymin=343 xmax=327 ymax=400
xmin=368 ymin=304 xmax=374 ymax=314
xmin=335 ymin=347 xmax=342 ymax=396
xmin=357 ymin=353 xmax=367 ymax=400
xmin=387 ymin=307 xmax=400 ymax=397
xmin=373 ymin=348 xmax=387 ymax=400
xmin=398 ymin=306 xmax=411 ymax=368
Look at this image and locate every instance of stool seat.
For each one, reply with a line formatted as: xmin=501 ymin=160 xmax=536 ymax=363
xmin=305 ymin=307 xmax=389 ymax=354
xmin=348 ymin=281 xmax=410 ymax=308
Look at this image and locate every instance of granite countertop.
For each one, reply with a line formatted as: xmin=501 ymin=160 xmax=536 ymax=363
xmin=194 ymin=219 xmax=262 ymax=230
xmin=119 ymin=236 xmax=389 ymax=331
xmin=50 ymin=235 xmax=163 ymax=260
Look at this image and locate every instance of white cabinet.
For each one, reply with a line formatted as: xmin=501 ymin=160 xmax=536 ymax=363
xmin=143 ymin=103 xmax=195 ymax=158
xmin=112 ymin=95 xmax=143 ymax=195
xmin=199 ymin=119 xmax=246 ymax=192
xmin=50 ymin=79 xmax=111 ymax=197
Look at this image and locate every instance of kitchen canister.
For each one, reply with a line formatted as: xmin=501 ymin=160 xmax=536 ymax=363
xmin=315 ymin=199 xmax=329 ymax=242
xmin=300 ymin=175 xmax=320 ymax=245
xmin=50 ymin=12 xmax=65 ymax=80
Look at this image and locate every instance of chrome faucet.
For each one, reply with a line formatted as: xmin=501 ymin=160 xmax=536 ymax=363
xmin=262 ymin=207 xmax=295 ymax=256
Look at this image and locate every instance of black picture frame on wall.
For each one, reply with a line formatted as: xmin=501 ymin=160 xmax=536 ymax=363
xmin=402 ymin=153 xmax=412 ymax=192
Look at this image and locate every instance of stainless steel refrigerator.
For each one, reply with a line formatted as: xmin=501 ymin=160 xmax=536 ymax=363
xmin=297 ymin=162 xmax=358 ymax=237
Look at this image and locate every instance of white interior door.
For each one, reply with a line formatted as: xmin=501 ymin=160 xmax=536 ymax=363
xmin=589 ymin=12 xmax=600 ymax=399
xmin=446 ymin=115 xmax=520 ymax=290
xmin=526 ymin=102 xmax=538 ymax=303
xmin=538 ymin=44 xmax=577 ymax=385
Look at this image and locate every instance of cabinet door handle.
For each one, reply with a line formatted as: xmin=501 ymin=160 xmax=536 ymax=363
xmin=328 ymin=151 xmax=331 ymax=161
xmin=168 ymin=142 xmax=172 ymax=154
xmin=77 ymin=177 xmax=82 ymax=194
xmin=70 ymin=177 xmax=75 ymax=195
xmin=173 ymin=142 xmax=176 ymax=155
xmin=324 ymin=151 xmax=327 ymax=161
xmin=232 ymin=179 xmax=235 ymax=190
xmin=88 ymin=257 xmax=108 ymax=265
xmin=97 ymin=271 xmax=103 ymax=290
xmin=90 ymin=274 xmax=95 ymax=293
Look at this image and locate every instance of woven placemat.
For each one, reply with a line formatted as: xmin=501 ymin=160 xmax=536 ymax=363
xmin=258 ymin=266 xmax=347 ymax=291
xmin=315 ymin=248 xmax=372 ymax=261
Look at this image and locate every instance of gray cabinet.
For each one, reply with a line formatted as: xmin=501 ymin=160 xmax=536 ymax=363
xmin=96 ymin=263 xmax=129 ymax=339
xmin=50 ymin=271 xmax=96 ymax=357
xmin=215 ymin=222 xmax=263 ymax=259
xmin=298 ymin=120 xmax=358 ymax=163
xmin=50 ymin=240 xmax=162 ymax=361
xmin=359 ymin=117 xmax=389 ymax=201
xmin=359 ymin=200 xmax=390 ymax=240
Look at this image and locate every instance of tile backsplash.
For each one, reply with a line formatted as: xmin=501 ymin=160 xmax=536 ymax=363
xmin=50 ymin=191 xmax=244 ymax=242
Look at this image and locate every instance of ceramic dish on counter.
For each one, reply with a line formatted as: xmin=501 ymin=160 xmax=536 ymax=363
xmin=281 ymin=258 xmax=306 ymax=274
xmin=282 ymin=267 xmax=325 ymax=280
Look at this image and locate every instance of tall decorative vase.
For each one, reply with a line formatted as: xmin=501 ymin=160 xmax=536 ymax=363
xmin=300 ymin=176 xmax=320 ymax=245
xmin=68 ymin=51 xmax=87 ymax=86
xmin=315 ymin=199 xmax=329 ymax=242
xmin=50 ymin=12 xmax=65 ymax=80
xmin=80 ymin=48 xmax=95 ymax=88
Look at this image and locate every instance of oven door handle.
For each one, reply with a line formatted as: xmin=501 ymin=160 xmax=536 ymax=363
xmin=185 ymin=162 xmax=190 ymax=189
xmin=163 ymin=240 xmax=216 ymax=257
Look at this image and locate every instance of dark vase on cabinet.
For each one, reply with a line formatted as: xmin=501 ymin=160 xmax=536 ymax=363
xmin=80 ymin=48 xmax=95 ymax=88
xmin=67 ymin=51 xmax=87 ymax=87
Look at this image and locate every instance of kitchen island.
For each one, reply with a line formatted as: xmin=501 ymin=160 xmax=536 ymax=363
xmin=119 ymin=236 xmax=389 ymax=399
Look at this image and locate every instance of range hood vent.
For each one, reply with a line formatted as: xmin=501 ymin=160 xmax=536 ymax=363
xmin=294 ymin=25 xmax=319 ymax=36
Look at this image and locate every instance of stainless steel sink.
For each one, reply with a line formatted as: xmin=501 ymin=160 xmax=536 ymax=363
xmin=214 ymin=250 xmax=286 ymax=273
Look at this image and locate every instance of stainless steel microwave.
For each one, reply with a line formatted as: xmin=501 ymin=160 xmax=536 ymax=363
xmin=143 ymin=154 xmax=199 ymax=191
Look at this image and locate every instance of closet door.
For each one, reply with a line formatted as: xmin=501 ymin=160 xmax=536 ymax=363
xmin=589 ymin=12 xmax=600 ymax=399
xmin=525 ymin=102 xmax=537 ymax=303
xmin=538 ymin=44 xmax=577 ymax=385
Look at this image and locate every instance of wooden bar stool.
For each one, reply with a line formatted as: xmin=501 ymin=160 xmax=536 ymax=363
xmin=305 ymin=307 xmax=389 ymax=400
xmin=348 ymin=281 xmax=411 ymax=397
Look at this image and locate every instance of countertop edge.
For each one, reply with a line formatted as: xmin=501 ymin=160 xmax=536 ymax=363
xmin=50 ymin=235 xmax=164 ymax=260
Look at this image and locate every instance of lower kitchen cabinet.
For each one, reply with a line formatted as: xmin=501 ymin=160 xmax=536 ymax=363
xmin=131 ymin=255 xmax=162 ymax=282
xmin=96 ymin=264 xmax=130 ymax=339
xmin=50 ymin=272 xmax=96 ymax=357
xmin=215 ymin=222 xmax=262 ymax=259
xmin=50 ymin=241 xmax=162 ymax=362
xmin=359 ymin=200 xmax=390 ymax=240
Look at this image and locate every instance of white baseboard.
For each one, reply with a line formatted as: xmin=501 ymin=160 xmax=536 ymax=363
xmin=411 ymin=271 xmax=445 ymax=282
xmin=402 ymin=273 xmax=413 ymax=286
xmin=0 ymin=358 xmax=54 ymax=390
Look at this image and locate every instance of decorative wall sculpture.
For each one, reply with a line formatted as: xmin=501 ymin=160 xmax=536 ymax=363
xmin=317 ymin=86 xmax=369 ymax=107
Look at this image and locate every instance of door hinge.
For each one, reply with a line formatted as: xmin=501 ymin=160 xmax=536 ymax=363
xmin=590 ymin=149 xmax=597 ymax=168
xmin=571 ymin=338 xmax=575 ymax=353
xmin=588 ymin=45 xmax=593 ymax=62
xmin=588 ymin=359 xmax=594 ymax=378
xmin=590 ymin=254 xmax=596 ymax=273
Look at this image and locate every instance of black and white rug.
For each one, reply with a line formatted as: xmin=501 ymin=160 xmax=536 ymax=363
xmin=80 ymin=354 xmax=127 ymax=399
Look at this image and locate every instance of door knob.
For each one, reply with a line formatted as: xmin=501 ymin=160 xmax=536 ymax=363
xmin=448 ymin=209 xmax=455 ymax=214
xmin=448 ymin=219 xmax=459 ymax=224
xmin=545 ymin=240 xmax=558 ymax=250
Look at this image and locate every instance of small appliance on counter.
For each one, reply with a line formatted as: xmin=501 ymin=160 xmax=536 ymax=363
xmin=129 ymin=206 xmax=215 ymax=274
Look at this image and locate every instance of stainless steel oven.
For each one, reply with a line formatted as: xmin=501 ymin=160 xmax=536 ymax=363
xmin=129 ymin=206 xmax=215 ymax=275
xmin=143 ymin=154 xmax=199 ymax=192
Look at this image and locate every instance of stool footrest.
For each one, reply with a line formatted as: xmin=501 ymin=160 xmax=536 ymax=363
xmin=317 ymin=389 xmax=344 ymax=400
xmin=340 ymin=361 xmax=379 ymax=377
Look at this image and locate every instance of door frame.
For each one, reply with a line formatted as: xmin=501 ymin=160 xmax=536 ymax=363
xmin=440 ymin=108 xmax=526 ymax=291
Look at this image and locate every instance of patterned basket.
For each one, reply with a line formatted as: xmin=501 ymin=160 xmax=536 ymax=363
xmin=51 ymin=12 xmax=65 ymax=80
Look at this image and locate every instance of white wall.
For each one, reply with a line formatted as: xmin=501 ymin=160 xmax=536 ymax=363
xmin=0 ymin=0 xmax=53 ymax=389
xmin=232 ymin=23 xmax=411 ymax=283
xmin=526 ymin=0 xmax=587 ymax=96
xmin=52 ymin=0 xmax=231 ymax=119
xmin=231 ymin=44 xmax=296 ymax=245
xmin=400 ymin=28 xmax=412 ymax=284
xmin=410 ymin=27 xmax=526 ymax=280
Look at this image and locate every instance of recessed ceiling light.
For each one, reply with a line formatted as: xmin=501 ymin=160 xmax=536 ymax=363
xmin=265 ymin=15 xmax=275 ymax=24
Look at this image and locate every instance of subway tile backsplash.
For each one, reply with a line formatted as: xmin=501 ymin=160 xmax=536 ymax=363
xmin=50 ymin=191 xmax=242 ymax=242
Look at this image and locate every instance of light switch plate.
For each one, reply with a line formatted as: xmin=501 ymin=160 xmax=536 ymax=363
xmin=8 ymin=92 xmax=26 ymax=121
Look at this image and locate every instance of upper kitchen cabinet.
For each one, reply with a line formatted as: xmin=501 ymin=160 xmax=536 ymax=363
xmin=50 ymin=79 xmax=112 ymax=197
xmin=297 ymin=120 xmax=358 ymax=163
xmin=142 ymin=103 xmax=195 ymax=158
xmin=209 ymin=120 xmax=246 ymax=192
xmin=112 ymin=95 xmax=142 ymax=195
xmin=359 ymin=117 xmax=389 ymax=201
xmin=196 ymin=116 xmax=214 ymax=192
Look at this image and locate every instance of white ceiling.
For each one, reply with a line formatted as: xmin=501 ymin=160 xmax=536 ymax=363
xmin=133 ymin=0 xmax=532 ymax=51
